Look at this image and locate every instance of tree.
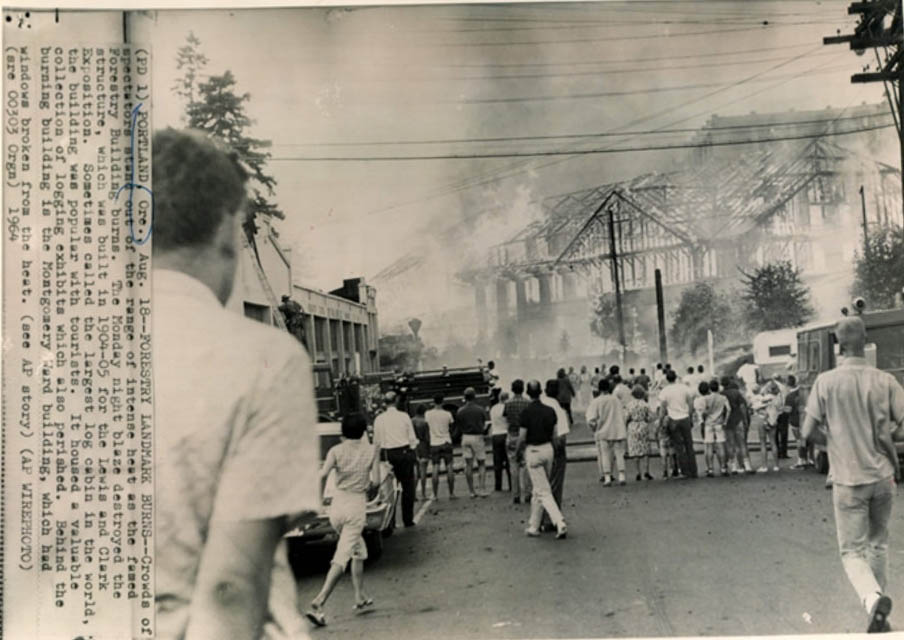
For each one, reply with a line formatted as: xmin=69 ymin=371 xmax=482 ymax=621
xmin=852 ymin=225 xmax=904 ymax=311
xmin=171 ymin=31 xmax=208 ymax=119
xmin=172 ymin=33 xmax=284 ymax=238
xmin=740 ymin=260 xmax=815 ymax=332
xmin=669 ymin=282 xmax=736 ymax=357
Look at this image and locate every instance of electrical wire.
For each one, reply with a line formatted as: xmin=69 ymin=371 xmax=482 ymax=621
xmin=274 ymin=112 xmax=893 ymax=148
xmin=270 ymin=123 xmax=893 ymax=161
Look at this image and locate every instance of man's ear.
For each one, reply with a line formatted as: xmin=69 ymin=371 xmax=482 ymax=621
xmin=213 ymin=211 xmax=241 ymax=260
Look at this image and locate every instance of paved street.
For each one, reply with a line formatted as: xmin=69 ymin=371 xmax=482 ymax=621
xmin=293 ymin=453 xmax=904 ymax=638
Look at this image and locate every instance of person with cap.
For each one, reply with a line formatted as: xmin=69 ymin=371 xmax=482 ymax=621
xmin=373 ymin=391 xmax=418 ymax=527
xmin=455 ymin=387 xmax=490 ymax=498
xmin=802 ymin=316 xmax=904 ymax=633
xmin=518 ymin=380 xmax=568 ymax=539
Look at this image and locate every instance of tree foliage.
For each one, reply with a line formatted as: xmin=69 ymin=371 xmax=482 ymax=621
xmin=669 ymin=282 xmax=736 ymax=356
xmin=172 ymin=34 xmax=284 ymax=239
xmin=171 ymin=31 xmax=208 ymax=117
xmin=740 ymin=260 xmax=814 ymax=332
xmin=852 ymin=225 xmax=904 ymax=311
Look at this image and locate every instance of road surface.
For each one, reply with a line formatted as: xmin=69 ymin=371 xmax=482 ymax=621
xmin=292 ymin=453 xmax=904 ymax=638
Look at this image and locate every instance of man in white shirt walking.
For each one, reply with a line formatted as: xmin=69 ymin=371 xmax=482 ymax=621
xmin=374 ymin=392 xmax=418 ymax=527
xmin=540 ymin=379 xmax=570 ymax=531
xmin=803 ymin=317 xmax=904 ymax=633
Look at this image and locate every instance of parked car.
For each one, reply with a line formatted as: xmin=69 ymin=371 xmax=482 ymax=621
xmin=285 ymin=421 xmax=400 ymax=568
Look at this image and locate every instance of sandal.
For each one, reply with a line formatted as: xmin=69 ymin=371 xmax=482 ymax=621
xmin=305 ymin=604 xmax=327 ymax=627
xmin=354 ymin=598 xmax=374 ymax=612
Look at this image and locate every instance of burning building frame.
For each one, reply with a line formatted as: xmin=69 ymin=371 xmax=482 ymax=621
xmin=461 ymin=136 xmax=902 ymax=362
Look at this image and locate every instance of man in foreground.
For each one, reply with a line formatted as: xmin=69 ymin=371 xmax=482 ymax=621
xmin=153 ymin=128 xmax=320 ymax=639
xmin=802 ymin=316 xmax=904 ymax=633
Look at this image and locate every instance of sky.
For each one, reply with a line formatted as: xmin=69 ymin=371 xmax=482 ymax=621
xmin=132 ymin=1 xmax=891 ymax=325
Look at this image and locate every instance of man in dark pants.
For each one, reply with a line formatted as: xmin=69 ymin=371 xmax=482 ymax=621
xmin=373 ymin=392 xmax=418 ymax=527
xmin=657 ymin=370 xmax=698 ymax=478
xmin=541 ymin=379 xmax=570 ymax=531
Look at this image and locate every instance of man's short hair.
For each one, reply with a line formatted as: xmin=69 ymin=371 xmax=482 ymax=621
xmin=464 ymin=387 xmax=476 ymax=401
xmin=545 ymin=379 xmax=559 ymax=398
xmin=511 ymin=379 xmax=524 ymax=395
xmin=629 ymin=368 xmax=635 ymax=375
xmin=709 ymin=379 xmax=720 ymax=392
xmin=656 ymin=363 xmax=663 ymax=370
xmin=341 ymin=412 xmax=368 ymax=440
xmin=687 ymin=366 xmax=695 ymax=374
xmin=698 ymin=365 xmax=705 ymax=373
xmin=698 ymin=381 xmax=711 ymax=395
xmin=415 ymin=404 xmax=427 ymax=416
xmin=433 ymin=394 xmax=444 ymax=405
xmin=152 ymin=128 xmax=248 ymax=252
xmin=598 ymin=379 xmax=611 ymax=394
xmin=526 ymin=380 xmax=542 ymax=399
xmin=631 ymin=384 xmax=646 ymax=399
xmin=640 ymin=368 xmax=646 ymax=375
xmin=788 ymin=375 xmax=797 ymax=387
xmin=487 ymin=360 xmax=495 ymax=369
xmin=499 ymin=391 xmax=510 ymax=403
xmin=666 ymin=370 xmax=678 ymax=383
xmin=609 ymin=365 xmax=620 ymax=376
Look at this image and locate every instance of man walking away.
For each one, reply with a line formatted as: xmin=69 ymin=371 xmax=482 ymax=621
xmin=306 ymin=413 xmax=378 ymax=626
xmin=504 ymin=380 xmax=533 ymax=504
xmin=490 ymin=391 xmax=512 ymax=492
xmin=541 ymin=379 xmax=570 ymax=531
xmin=518 ymin=381 xmax=568 ymax=539
xmin=587 ymin=380 xmax=628 ymax=486
xmin=803 ymin=317 xmax=904 ymax=632
xmin=658 ymin=370 xmax=698 ymax=478
xmin=425 ymin=395 xmax=456 ymax=499
xmin=153 ymin=129 xmax=320 ymax=640
xmin=374 ymin=392 xmax=418 ymax=527
xmin=456 ymin=388 xmax=490 ymax=498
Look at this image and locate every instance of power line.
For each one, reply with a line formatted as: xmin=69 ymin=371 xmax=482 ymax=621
xmin=427 ymin=23 xmax=829 ymax=48
xmin=432 ymin=65 xmax=851 ymax=106
xmin=313 ymin=49 xmax=844 ymax=83
xmin=274 ymin=112 xmax=892 ymax=148
xmin=350 ymin=49 xmax=850 ymax=218
xmin=302 ymin=42 xmax=817 ymax=70
xmin=269 ymin=123 xmax=893 ymax=162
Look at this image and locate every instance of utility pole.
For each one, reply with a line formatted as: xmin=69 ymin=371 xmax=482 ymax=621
xmin=607 ymin=202 xmax=627 ymax=366
xmin=655 ymin=268 xmax=668 ymax=364
xmin=860 ymin=185 xmax=873 ymax=261
xmin=824 ymin=0 xmax=904 ymax=225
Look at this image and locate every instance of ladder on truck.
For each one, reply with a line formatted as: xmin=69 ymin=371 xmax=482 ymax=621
xmin=241 ymin=233 xmax=288 ymax=331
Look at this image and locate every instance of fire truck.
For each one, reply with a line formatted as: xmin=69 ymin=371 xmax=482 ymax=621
xmin=795 ymin=304 xmax=904 ymax=472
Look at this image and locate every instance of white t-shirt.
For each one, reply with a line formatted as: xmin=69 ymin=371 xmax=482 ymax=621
xmin=737 ymin=363 xmax=760 ymax=392
xmin=425 ymin=407 xmax=454 ymax=446
xmin=489 ymin=403 xmax=509 ymax=436
xmin=659 ymin=382 xmax=695 ymax=420
xmin=541 ymin=395 xmax=570 ymax=437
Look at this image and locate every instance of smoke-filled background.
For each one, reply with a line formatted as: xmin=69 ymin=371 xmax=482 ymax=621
xmin=140 ymin=2 xmax=897 ymax=371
